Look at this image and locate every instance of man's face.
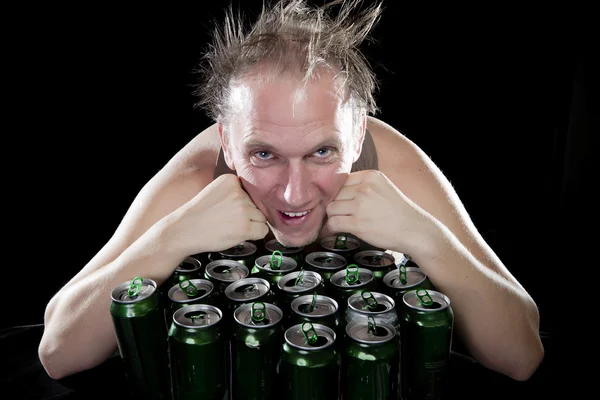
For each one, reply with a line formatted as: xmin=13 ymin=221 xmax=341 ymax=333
xmin=219 ymin=71 xmax=365 ymax=247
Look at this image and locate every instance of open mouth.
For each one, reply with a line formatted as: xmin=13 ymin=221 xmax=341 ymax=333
xmin=278 ymin=209 xmax=313 ymax=226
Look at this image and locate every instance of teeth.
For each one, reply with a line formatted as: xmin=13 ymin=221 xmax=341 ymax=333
xmin=283 ymin=210 xmax=310 ymax=217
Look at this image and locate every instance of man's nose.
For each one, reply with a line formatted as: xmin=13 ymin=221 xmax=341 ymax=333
xmin=282 ymin=161 xmax=312 ymax=208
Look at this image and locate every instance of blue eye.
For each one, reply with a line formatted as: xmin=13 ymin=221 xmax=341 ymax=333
xmin=314 ymin=148 xmax=331 ymax=157
xmin=255 ymin=151 xmax=273 ymax=160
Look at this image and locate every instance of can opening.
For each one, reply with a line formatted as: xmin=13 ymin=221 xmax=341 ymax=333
xmin=185 ymin=310 xmax=210 ymax=325
xmin=314 ymin=256 xmax=334 ymax=264
xmin=235 ymin=284 xmax=258 ymax=294
xmin=178 ymin=261 xmax=196 ymax=271
xmin=423 ymin=302 xmax=442 ymax=309
xmin=214 ymin=265 xmax=233 ymax=274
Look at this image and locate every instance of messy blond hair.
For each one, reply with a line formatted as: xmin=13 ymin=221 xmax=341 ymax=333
xmin=194 ymin=0 xmax=383 ymax=122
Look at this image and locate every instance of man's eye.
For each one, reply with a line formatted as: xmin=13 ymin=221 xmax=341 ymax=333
xmin=254 ymin=151 xmax=273 ymax=160
xmin=314 ymin=148 xmax=332 ymax=157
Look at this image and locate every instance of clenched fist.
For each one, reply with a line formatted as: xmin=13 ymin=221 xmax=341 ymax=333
xmin=166 ymin=174 xmax=269 ymax=255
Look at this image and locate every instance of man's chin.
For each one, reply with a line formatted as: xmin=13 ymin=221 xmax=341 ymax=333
xmin=270 ymin=227 xmax=321 ymax=248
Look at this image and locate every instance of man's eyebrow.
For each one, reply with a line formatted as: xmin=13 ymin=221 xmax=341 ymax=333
xmin=242 ymin=137 xmax=344 ymax=152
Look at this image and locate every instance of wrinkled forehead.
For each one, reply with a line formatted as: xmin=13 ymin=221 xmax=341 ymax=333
xmin=225 ymin=68 xmax=354 ymax=127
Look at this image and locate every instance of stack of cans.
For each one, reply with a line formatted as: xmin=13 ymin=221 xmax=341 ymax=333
xmin=110 ymin=233 xmax=454 ymax=400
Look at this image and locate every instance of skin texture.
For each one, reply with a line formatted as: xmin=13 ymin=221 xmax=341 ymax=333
xmin=38 ymin=68 xmax=544 ymax=382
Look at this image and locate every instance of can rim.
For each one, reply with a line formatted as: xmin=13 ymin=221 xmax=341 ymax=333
xmin=330 ymin=268 xmax=373 ymax=288
xmin=175 ymin=256 xmax=202 ymax=273
xmin=291 ymin=294 xmax=339 ymax=318
xmin=353 ymin=250 xmax=396 ymax=269
xmin=277 ymin=270 xmax=322 ymax=292
xmin=233 ymin=302 xmax=283 ymax=328
xmin=205 ymin=259 xmax=250 ymax=282
xmin=254 ymin=254 xmax=298 ymax=274
xmin=345 ymin=320 xmax=396 ymax=344
xmin=225 ymin=277 xmax=271 ymax=302
xmin=382 ymin=267 xmax=426 ymax=289
xmin=304 ymin=251 xmax=347 ymax=271
xmin=173 ymin=304 xmax=222 ymax=329
xmin=320 ymin=235 xmax=360 ymax=251
xmin=219 ymin=241 xmax=257 ymax=257
xmin=264 ymin=239 xmax=304 ymax=254
xmin=284 ymin=323 xmax=336 ymax=351
xmin=403 ymin=289 xmax=451 ymax=311
xmin=168 ymin=278 xmax=214 ymax=303
xmin=111 ymin=278 xmax=157 ymax=304
xmin=347 ymin=291 xmax=395 ymax=314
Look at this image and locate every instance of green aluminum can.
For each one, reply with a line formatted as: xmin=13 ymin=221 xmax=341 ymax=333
xmin=220 ymin=241 xmax=258 ymax=271
xmin=343 ymin=318 xmax=399 ymax=400
xmin=279 ymin=323 xmax=342 ymax=400
xmin=110 ymin=277 xmax=172 ymax=400
xmin=276 ymin=270 xmax=325 ymax=315
xmin=204 ymin=259 xmax=250 ymax=308
xmin=264 ymin=239 xmax=305 ymax=269
xmin=400 ymin=289 xmax=454 ymax=400
xmin=382 ymin=267 xmax=434 ymax=314
xmin=329 ymin=265 xmax=375 ymax=314
xmin=231 ymin=302 xmax=285 ymax=400
xmin=287 ymin=294 xmax=343 ymax=339
xmin=168 ymin=304 xmax=228 ymax=400
xmin=165 ymin=278 xmax=215 ymax=329
xmin=344 ymin=291 xmax=399 ymax=335
xmin=304 ymin=251 xmax=347 ymax=296
xmin=353 ymin=250 xmax=396 ymax=292
xmin=253 ymin=251 xmax=298 ymax=292
xmin=319 ymin=234 xmax=361 ymax=263
xmin=224 ymin=277 xmax=275 ymax=330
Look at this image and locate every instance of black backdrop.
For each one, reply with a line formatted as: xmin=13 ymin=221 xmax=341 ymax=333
xmin=4 ymin=0 xmax=595 ymax=389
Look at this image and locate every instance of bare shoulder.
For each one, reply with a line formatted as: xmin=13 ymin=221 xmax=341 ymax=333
xmin=366 ymin=116 xmax=517 ymax=283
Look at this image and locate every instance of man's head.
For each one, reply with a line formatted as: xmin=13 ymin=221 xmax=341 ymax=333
xmin=196 ymin=0 xmax=382 ymax=247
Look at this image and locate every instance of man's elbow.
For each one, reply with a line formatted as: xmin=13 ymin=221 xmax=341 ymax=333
xmin=507 ymin=338 xmax=545 ymax=381
xmin=38 ymin=336 xmax=71 ymax=380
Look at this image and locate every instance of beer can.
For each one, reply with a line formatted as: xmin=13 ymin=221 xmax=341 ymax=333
xmin=276 ymin=270 xmax=325 ymax=315
xmin=162 ymin=256 xmax=203 ymax=292
xmin=319 ymin=233 xmax=361 ymax=263
xmin=382 ymin=267 xmax=434 ymax=312
xmin=254 ymin=251 xmax=298 ymax=291
xmin=287 ymin=294 xmax=343 ymax=339
xmin=344 ymin=291 xmax=399 ymax=334
xmin=204 ymin=259 xmax=250 ymax=308
xmin=329 ymin=265 xmax=375 ymax=313
xmin=400 ymin=289 xmax=454 ymax=400
xmin=224 ymin=277 xmax=275 ymax=329
xmin=168 ymin=304 xmax=228 ymax=400
xmin=110 ymin=277 xmax=172 ymax=400
xmin=353 ymin=250 xmax=396 ymax=292
xmin=343 ymin=318 xmax=399 ymax=400
xmin=231 ymin=302 xmax=284 ymax=400
xmin=304 ymin=251 xmax=347 ymax=292
xmin=265 ymin=239 xmax=305 ymax=268
xmin=165 ymin=278 xmax=215 ymax=329
xmin=219 ymin=241 xmax=258 ymax=271
xmin=279 ymin=323 xmax=342 ymax=400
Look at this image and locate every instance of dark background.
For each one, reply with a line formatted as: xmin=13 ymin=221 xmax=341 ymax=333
xmin=4 ymin=0 xmax=595 ymax=393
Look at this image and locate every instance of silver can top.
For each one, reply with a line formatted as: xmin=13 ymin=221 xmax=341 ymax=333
xmin=175 ymin=256 xmax=202 ymax=273
xmin=205 ymin=260 xmax=249 ymax=282
xmin=291 ymin=294 xmax=338 ymax=317
xmin=111 ymin=277 xmax=157 ymax=303
xmin=265 ymin=239 xmax=304 ymax=255
xmin=403 ymin=289 xmax=451 ymax=312
xmin=225 ymin=277 xmax=271 ymax=302
xmin=284 ymin=323 xmax=336 ymax=350
xmin=383 ymin=267 xmax=427 ymax=289
xmin=173 ymin=304 xmax=222 ymax=329
xmin=234 ymin=302 xmax=283 ymax=328
xmin=168 ymin=279 xmax=214 ymax=303
xmin=330 ymin=267 xmax=373 ymax=288
xmin=346 ymin=319 xmax=396 ymax=344
xmin=320 ymin=234 xmax=360 ymax=252
xmin=277 ymin=270 xmax=322 ymax=293
xmin=304 ymin=251 xmax=347 ymax=271
xmin=220 ymin=241 xmax=258 ymax=258
xmin=347 ymin=291 xmax=395 ymax=315
xmin=255 ymin=254 xmax=297 ymax=274
xmin=353 ymin=250 xmax=395 ymax=269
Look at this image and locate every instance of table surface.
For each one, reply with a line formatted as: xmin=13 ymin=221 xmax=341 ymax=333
xmin=2 ymin=323 xmax=556 ymax=400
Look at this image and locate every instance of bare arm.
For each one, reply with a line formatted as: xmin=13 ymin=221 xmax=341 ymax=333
xmin=370 ymin=117 xmax=544 ymax=380
xmin=38 ymin=126 xmax=220 ymax=379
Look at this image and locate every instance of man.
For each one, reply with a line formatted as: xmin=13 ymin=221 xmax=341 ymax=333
xmin=38 ymin=0 xmax=544 ymax=381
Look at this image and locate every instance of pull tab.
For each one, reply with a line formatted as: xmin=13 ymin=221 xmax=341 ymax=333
xmin=345 ymin=264 xmax=359 ymax=284
xmin=302 ymin=322 xmax=318 ymax=345
xmin=334 ymin=234 xmax=348 ymax=249
xmin=294 ymin=269 xmax=305 ymax=286
xmin=367 ymin=316 xmax=377 ymax=334
xmin=372 ymin=254 xmax=382 ymax=263
xmin=361 ymin=291 xmax=378 ymax=310
xmin=179 ymin=279 xmax=198 ymax=297
xmin=244 ymin=284 xmax=257 ymax=293
xmin=127 ymin=277 xmax=143 ymax=297
xmin=188 ymin=311 xmax=209 ymax=325
xmin=325 ymin=257 xmax=333 ymax=263
xmin=416 ymin=289 xmax=434 ymax=306
xmin=251 ymin=302 xmax=265 ymax=322
xmin=308 ymin=292 xmax=317 ymax=312
xmin=398 ymin=254 xmax=410 ymax=284
xmin=234 ymin=244 xmax=244 ymax=251
xmin=270 ymin=250 xmax=283 ymax=270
